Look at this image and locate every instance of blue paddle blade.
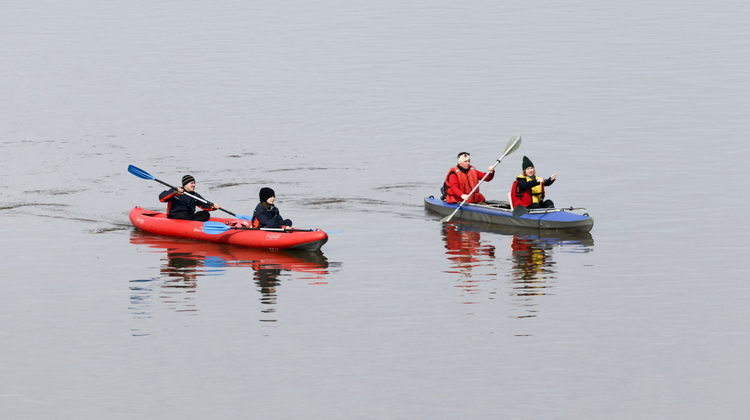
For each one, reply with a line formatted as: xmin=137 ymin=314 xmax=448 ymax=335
xmin=203 ymin=221 xmax=231 ymax=235
xmin=128 ymin=165 xmax=155 ymax=180
xmin=234 ymin=214 xmax=253 ymax=221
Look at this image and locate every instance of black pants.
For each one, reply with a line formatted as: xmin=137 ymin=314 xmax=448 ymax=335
xmin=170 ymin=211 xmax=211 ymax=222
xmin=527 ymin=200 xmax=554 ymax=209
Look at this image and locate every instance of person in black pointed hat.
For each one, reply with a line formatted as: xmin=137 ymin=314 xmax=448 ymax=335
xmin=511 ymin=156 xmax=556 ymax=209
xmin=158 ymin=174 xmax=220 ymax=221
xmin=251 ymin=187 xmax=293 ymax=230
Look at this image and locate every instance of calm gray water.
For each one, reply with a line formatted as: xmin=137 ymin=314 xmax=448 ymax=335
xmin=2 ymin=1 xmax=750 ymax=419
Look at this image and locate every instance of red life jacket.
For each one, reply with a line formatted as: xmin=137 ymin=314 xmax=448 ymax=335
xmin=444 ymin=166 xmax=483 ymax=204
xmin=511 ymin=175 xmax=544 ymax=208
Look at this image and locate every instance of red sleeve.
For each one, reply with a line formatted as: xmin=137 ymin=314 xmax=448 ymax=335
xmin=197 ymin=200 xmax=216 ymax=211
xmin=475 ymin=170 xmax=494 ymax=182
xmin=447 ymin=172 xmax=464 ymax=199
xmin=159 ymin=191 xmax=177 ymax=202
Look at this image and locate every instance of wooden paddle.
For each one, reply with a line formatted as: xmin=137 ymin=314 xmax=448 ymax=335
xmin=441 ymin=135 xmax=522 ymax=223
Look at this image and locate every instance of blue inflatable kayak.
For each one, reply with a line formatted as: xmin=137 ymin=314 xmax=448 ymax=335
xmin=425 ymin=196 xmax=594 ymax=231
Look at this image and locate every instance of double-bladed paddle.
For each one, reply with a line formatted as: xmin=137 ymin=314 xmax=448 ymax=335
xmin=512 ymin=204 xmax=527 ymax=218
xmin=203 ymin=221 xmax=292 ymax=234
xmin=441 ymin=134 xmax=522 ymax=223
xmin=202 ymin=221 xmax=339 ymax=235
xmin=127 ymin=165 xmax=253 ymax=220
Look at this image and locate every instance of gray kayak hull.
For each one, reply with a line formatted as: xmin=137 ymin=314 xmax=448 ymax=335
xmin=424 ymin=197 xmax=594 ymax=231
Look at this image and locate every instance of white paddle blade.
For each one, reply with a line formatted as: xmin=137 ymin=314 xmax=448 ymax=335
xmin=502 ymin=134 xmax=522 ymax=158
xmin=440 ymin=134 xmax=520 ymax=223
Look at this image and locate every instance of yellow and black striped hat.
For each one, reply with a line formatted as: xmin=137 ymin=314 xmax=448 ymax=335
xmin=182 ymin=175 xmax=195 ymax=186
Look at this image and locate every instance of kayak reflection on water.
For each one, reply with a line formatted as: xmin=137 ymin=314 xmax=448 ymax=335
xmin=128 ymin=230 xmax=330 ymax=321
xmin=442 ymin=224 xmax=498 ymax=307
xmin=441 ymin=222 xmax=593 ymax=317
xmin=443 ymin=224 xmax=496 ymax=278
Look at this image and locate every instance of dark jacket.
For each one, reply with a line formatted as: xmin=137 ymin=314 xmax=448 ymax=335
xmin=511 ymin=176 xmax=555 ymax=208
xmin=252 ymin=202 xmax=292 ymax=228
xmin=159 ymin=189 xmax=214 ymax=219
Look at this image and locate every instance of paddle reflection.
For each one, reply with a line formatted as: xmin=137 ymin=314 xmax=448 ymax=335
xmin=442 ymin=223 xmax=593 ymax=317
xmin=128 ymin=230 xmax=330 ymax=321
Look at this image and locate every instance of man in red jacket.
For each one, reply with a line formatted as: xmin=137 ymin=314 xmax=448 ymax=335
xmin=442 ymin=152 xmax=495 ymax=204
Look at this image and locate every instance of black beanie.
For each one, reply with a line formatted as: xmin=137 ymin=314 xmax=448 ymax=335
xmin=522 ymin=156 xmax=534 ymax=170
xmin=182 ymin=175 xmax=195 ymax=186
xmin=259 ymin=187 xmax=275 ymax=203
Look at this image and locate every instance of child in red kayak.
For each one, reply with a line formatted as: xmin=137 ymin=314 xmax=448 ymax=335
xmin=252 ymin=187 xmax=292 ymax=230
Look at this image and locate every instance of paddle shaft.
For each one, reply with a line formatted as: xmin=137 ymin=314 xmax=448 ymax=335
xmin=202 ymin=221 xmax=336 ymax=236
xmin=204 ymin=222 xmax=313 ymax=234
xmin=152 ymin=177 xmax=242 ymax=218
xmin=442 ymin=158 xmax=501 ymax=222
xmin=526 ymin=206 xmax=587 ymax=214
xmin=441 ymin=135 xmax=521 ymax=223
xmin=226 ymin=226 xmax=314 ymax=233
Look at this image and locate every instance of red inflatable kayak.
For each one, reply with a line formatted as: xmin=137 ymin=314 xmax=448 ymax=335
xmin=129 ymin=207 xmax=328 ymax=251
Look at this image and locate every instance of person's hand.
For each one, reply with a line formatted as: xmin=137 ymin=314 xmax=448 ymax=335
xmin=487 ymin=166 xmax=494 ymax=173
xmin=213 ymin=204 xmax=220 ymax=210
xmin=461 ymin=194 xmax=469 ymax=200
xmin=177 ymin=187 xmax=184 ymax=194
xmin=549 ymin=174 xmax=557 ymax=181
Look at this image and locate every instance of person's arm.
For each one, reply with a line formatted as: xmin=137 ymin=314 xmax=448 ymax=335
xmin=159 ymin=186 xmax=186 ymax=202
xmin=159 ymin=189 xmax=178 ymax=202
xmin=447 ymin=172 xmax=465 ymax=200
xmin=516 ymin=177 xmax=540 ymax=189
xmin=273 ymin=210 xmax=292 ymax=230
xmin=475 ymin=170 xmax=494 ymax=182
xmin=198 ymin=202 xmax=219 ymax=211
xmin=254 ymin=204 xmax=283 ymax=228
xmin=191 ymin=192 xmax=216 ymax=211
xmin=269 ymin=207 xmax=286 ymax=228
xmin=544 ymin=174 xmax=557 ymax=186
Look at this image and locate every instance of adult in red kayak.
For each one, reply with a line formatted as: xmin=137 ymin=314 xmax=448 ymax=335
xmin=158 ymin=175 xmax=220 ymax=221
xmin=511 ymin=156 xmax=556 ymax=209
xmin=252 ymin=187 xmax=293 ymax=230
xmin=442 ymin=152 xmax=495 ymax=204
